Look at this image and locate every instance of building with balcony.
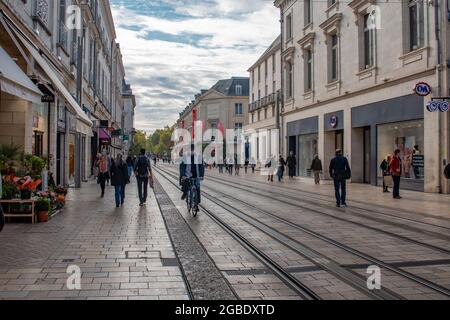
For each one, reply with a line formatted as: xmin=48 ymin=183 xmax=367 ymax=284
xmin=274 ymin=0 xmax=450 ymax=194
xmin=245 ymin=35 xmax=282 ymax=163
xmin=122 ymin=80 xmax=136 ymax=156
xmin=0 ymin=0 xmax=132 ymax=188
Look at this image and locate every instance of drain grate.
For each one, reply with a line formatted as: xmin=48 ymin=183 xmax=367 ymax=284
xmin=125 ymin=250 xmax=161 ymax=259
xmin=225 ymin=269 xmax=271 ymax=276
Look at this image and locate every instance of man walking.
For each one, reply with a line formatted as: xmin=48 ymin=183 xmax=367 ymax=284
xmin=329 ymin=149 xmax=351 ymax=208
xmin=390 ymin=149 xmax=403 ymax=199
xmin=135 ymin=149 xmax=153 ymax=206
xmin=287 ymin=151 xmax=296 ymax=179
xmin=310 ymin=154 xmax=323 ymax=185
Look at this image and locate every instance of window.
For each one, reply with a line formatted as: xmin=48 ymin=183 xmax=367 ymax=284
xmin=252 ymin=93 xmax=255 ymax=103
xmin=363 ymin=14 xmax=374 ymax=68
xmin=305 ymin=0 xmax=312 ymax=25
xmin=264 ymin=108 xmax=267 ymax=119
xmin=235 ymin=103 xmax=243 ymax=115
xmin=234 ymin=123 xmax=243 ymax=134
xmin=252 ymin=70 xmax=255 ymax=86
xmin=265 ymin=84 xmax=268 ymax=97
xmin=408 ymin=0 xmax=424 ymax=51
xmin=252 ymin=113 xmax=255 ymax=123
xmin=330 ymin=34 xmax=339 ymax=82
xmin=286 ymin=13 xmax=293 ymax=40
xmin=273 ymin=81 xmax=276 ymax=93
xmin=272 ymin=106 xmax=275 ymax=117
xmin=265 ymin=60 xmax=268 ymax=78
xmin=33 ymin=132 xmax=44 ymax=157
xmin=258 ymin=65 xmax=261 ymax=83
xmin=258 ymin=89 xmax=261 ymax=101
xmin=58 ymin=0 xmax=68 ymax=50
xmin=286 ymin=62 xmax=293 ymax=98
xmin=235 ymin=85 xmax=242 ymax=95
xmin=305 ymin=48 xmax=313 ymax=91
xmin=272 ymin=54 xmax=276 ymax=73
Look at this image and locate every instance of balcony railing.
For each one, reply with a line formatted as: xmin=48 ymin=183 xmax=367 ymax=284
xmin=58 ymin=23 xmax=69 ymax=51
xmin=248 ymin=92 xmax=277 ymax=112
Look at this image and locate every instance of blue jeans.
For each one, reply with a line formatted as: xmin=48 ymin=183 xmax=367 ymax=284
xmin=188 ymin=178 xmax=201 ymax=204
xmin=334 ymin=179 xmax=346 ymax=205
xmin=127 ymin=166 xmax=133 ymax=178
xmin=114 ymin=185 xmax=126 ymax=206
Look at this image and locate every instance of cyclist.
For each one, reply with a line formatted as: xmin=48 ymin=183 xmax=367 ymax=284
xmin=180 ymin=144 xmax=205 ymax=203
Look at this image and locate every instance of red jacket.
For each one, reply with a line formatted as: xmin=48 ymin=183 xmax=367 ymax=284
xmin=389 ymin=156 xmax=402 ymax=176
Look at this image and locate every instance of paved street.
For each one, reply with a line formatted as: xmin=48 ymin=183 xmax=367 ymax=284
xmin=1 ymin=164 xmax=449 ymax=300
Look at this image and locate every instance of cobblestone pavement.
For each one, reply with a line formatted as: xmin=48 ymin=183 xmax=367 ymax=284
xmin=0 ymin=179 xmax=189 ymax=300
xmin=154 ymin=164 xmax=450 ymax=300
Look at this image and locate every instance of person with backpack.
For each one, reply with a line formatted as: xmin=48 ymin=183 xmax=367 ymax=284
xmin=329 ymin=149 xmax=351 ymax=208
xmin=134 ymin=149 xmax=153 ymax=206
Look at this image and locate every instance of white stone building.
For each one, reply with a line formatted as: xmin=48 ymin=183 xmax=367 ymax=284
xmin=274 ymin=0 xmax=450 ymax=193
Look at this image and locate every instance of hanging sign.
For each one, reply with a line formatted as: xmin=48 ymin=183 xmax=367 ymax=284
xmin=426 ymin=99 xmax=450 ymax=112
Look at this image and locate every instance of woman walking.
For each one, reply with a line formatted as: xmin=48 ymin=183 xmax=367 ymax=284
xmin=277 ymin=155 xmax=286 ymax=182
xmin=380 ymin=155 xmax=392 ymax=193
xmin=97 ymin=151 xmax=110 ymax=198
xmin=126 ymin=155 xmax=134 ymax=179
xmin=111 ymin=154 xmax=129 ymax=208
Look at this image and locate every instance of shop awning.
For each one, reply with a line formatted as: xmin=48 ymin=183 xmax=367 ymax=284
xmin=0 ymin=46 xmax=42 ymax=103
xmin=2 ymin=15 xmax=92 ymax=127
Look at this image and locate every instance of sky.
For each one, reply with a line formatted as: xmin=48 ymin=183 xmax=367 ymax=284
xmin=110 ymin=0 xmax=280 ymax=133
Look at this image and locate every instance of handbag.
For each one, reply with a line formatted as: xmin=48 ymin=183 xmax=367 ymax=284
xmin=383 ymin=175 xmax=393 ymax=188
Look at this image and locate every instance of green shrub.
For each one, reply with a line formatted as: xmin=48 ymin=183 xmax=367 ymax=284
xmin=35 ymin=198 xmax=51 ymax=213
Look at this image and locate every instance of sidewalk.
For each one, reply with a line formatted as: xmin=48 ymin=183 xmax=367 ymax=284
xmin=0 ymin=179 xmax=189 ymax=300
xmin=207 ymin=168 xmax=450 ymax=219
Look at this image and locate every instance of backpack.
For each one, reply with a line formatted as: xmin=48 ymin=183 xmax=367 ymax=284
xmin=136 ymin=156 xmax=149 ymax=177
xmin=444 ymin=164 xmax=450 ymax=180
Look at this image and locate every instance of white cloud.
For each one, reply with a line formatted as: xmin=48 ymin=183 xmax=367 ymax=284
xmin=111 ymin=1 xmax=279 ymax=133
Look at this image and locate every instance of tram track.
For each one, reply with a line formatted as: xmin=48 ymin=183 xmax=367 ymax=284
xmin=155 ymin=166 xmax=404 ymax=300
xmin=155 ymin=165 xmax=450 ymax=299
xmin=198 ymin=170 xmax=450 ymax=251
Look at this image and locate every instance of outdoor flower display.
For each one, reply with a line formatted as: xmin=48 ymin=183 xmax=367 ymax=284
xmin=0 ymin=144 xmax=69 ymax=223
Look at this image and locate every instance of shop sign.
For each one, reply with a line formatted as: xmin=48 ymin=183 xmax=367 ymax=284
xmin=414 ymin=82 xmax=432 ymax=96
xmin=426 ymin=100 xmax=450 ymax=112
xmin=41 ymin=94 xmax=55 ymax=103
xmin=330 ymin=115 xmax=338 ymax=128
xmin=123 ymin=135 xmax=129 ymax=141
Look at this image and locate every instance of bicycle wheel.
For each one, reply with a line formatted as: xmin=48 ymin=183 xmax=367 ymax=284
xmin=192 ymin=187 xmax=198 ymax=217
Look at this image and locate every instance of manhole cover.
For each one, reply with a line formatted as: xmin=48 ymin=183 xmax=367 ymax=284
xmin=161 ymin=258 xmax=180 ymax=267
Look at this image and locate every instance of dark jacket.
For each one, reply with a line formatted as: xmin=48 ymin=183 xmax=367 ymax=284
xmin=380 ymin=160 xmax=390 ymax=176
xmin=111 ymin=160 xmax=129 ymax=186
xmin=329 ymin=155 xmax=351 ymax=180
xmin=180 ymin=154 xmax=205 ymax=182
xmin=311 ymin=158 xmax=323 ymax=171
xmin=287 ymin=156 xmax=296 ymax=168
xmin=444 ymin=164 xmax=450 ymax=180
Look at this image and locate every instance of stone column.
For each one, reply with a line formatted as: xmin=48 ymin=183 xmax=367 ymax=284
xmin=424 ymin=99 xmax=440 ymax=193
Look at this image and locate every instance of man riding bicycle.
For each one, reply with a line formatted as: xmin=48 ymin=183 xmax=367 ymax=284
xmin=180 ymin=144 xmax=205 ymax=203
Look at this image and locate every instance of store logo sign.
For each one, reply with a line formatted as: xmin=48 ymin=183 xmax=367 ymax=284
xmin=427 ymin=100 xmax=450 ymax=112
xmin=414 ymin=82 xmax=432 ymax=96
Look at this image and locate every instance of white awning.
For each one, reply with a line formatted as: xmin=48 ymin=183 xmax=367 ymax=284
xmin=0 ymin=46 xmax=42 ymax=103
xmin=5 ymin=20 xmax=92 ymax=127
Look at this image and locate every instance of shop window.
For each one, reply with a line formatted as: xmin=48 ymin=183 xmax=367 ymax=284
xmin=298 ymin=134 xmax=318 ymax=177
xmin=377 ymin=120 xmax=424 ymax=180
xmin=33 ymin=132 xmax=44 ymax=157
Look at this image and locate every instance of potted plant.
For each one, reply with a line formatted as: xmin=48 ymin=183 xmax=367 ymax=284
xmin=35 ymin=197 xmax=51 ymax=223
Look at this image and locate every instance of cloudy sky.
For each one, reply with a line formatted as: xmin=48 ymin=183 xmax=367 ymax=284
xmin=110 ymin=0 xmax=280 ymax=133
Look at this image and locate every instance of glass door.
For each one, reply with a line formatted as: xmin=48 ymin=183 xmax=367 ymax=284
xmin=363 ymin=127 xmax=371 ymax=184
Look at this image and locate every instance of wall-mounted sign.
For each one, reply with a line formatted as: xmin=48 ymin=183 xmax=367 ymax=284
xmin=41 ymin=95 xmax=55 ymax=103
xmin=426 ymin=100 xmax=450 ymax=112
xmin=414 ymin=82 xmax=432 ymax=96
xmin=330 ymin=115 xmax=338 ymax=128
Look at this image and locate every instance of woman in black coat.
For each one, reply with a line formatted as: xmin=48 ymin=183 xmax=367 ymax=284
xmin=111 ymin=154 xmax=129 ymax=208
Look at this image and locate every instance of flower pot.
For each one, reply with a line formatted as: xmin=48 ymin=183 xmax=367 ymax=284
xmin=37 ymin=211 xmax=49 ymax=223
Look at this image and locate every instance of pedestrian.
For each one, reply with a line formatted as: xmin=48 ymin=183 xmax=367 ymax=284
xmin=287 ymin=151 xmax=296 ymax=179
xmin=227 ymin=157 xmax=233 ymax=176
xmin=250 ymin=157 xmax=256 ymax=174
xmin=380 ymin=155 xmax=392 ymax=193
xmin=265 ymin=156 xmax=275 ymax=182
xmin=244 ymin=159 xmax=249 ymax=174
xmin=310 ymin=154 xmax=323 ymax=185
xmin=111 ymin=154 xmax=129 ymax=208
xmin=106 ymin=151 xmax=112 ymax=186
xmin=329 ymin=149 xmax=351 ymax=208
xmin=444 ymin=163 xmax=450 ymax=180
xmin=126 ymin=155 xmax=134 ymax=179
xmin=97 ymin=151 xmax=110 ymax=198
xmin=134 ymin=149 xmax=153 ymax=206
xmin=218 ymin=162 xmax=224 ymax=174
xmin=234 ymin=155 xmax=240 ymax=176
xmin=390 ymin=149 xmax=403 ymax=199
xmin=277 ymin=155 xmax=286 ymax=182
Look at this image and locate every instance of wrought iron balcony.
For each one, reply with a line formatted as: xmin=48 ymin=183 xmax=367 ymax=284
xmin=248 ymin=93 xmax=277 ymax=112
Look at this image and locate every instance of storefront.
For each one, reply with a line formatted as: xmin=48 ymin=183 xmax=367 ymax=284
xmin=287 ymin=116 xmax=319 ymax=177
xmin=352 ymin=94 xmax=424 ymax=191
xmin=32 ymin=103 xmax=48 ymax=157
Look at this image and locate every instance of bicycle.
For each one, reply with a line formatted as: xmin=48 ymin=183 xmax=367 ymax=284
xmin=186 ymin=177 xmax=200 ymax=217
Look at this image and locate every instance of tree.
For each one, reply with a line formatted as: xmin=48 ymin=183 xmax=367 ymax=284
xmin=129 ymin=130 xmax=147 ymax=155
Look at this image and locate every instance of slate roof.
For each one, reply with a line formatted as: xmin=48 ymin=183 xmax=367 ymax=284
xmin=211 ymin=77 xmax=249 ymax=97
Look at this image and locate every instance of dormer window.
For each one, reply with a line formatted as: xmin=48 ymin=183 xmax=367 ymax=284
xmin=235 ymin=85 xmax=242 ymax=95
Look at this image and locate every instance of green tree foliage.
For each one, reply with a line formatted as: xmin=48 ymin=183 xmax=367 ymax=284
xmin=129 ymin=130 xmax=148 ymax=155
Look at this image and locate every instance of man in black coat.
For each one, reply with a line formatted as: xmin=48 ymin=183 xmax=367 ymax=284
xmin=111 ymin=154 xmax=130 ymax=208
xmin=329 ymin=149 xmax=351 ymax=208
